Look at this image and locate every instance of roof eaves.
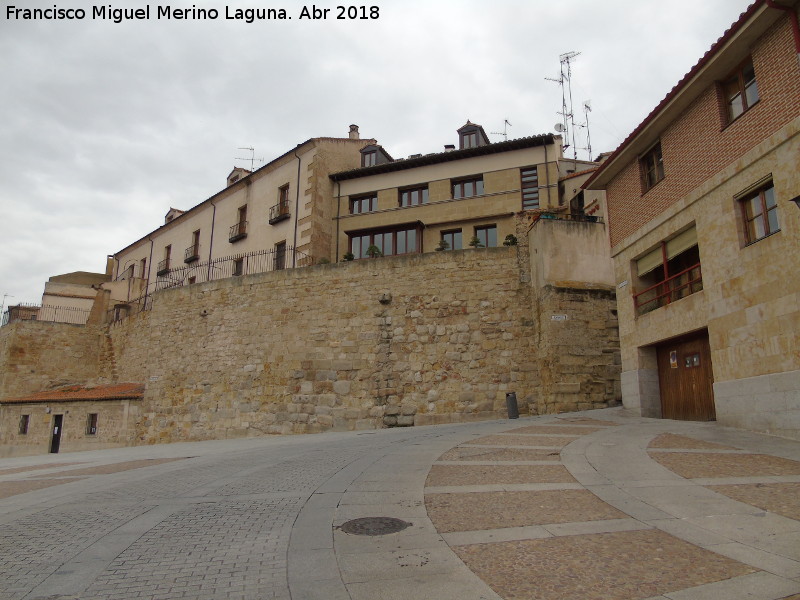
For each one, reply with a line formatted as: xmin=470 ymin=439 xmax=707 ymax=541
xmin=584 ymin=0 xmax=766 ymax=190
xmin=330 ymin=133 xmax=555 ymax=181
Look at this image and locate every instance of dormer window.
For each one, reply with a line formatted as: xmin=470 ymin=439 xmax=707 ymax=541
xmin=457 ymin=121 xmax=490 ymax=150
xmin=359 ymin=144 xmax=393 ymax=168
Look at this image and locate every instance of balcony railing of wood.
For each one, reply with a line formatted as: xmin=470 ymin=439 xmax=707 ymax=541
xmin=156 ymin=258 xmax=170 ymax=276
xmin=269 ymin=200 xmax=291 ymax=224
xmin=633 ymin=263 xmax=703 ymax=315
xmin=229 ymin=221 xmax=248 ymax=242
xmin=184 ymin=245 xmax=200 ymax=263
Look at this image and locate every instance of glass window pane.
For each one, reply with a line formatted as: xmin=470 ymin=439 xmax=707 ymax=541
xmin=383 ymin=234 xmax=393 ymax=256
xmin=745 ymin=79 xmax=759 ymax=107
xmin=396 ymin=231 xmax=406 ymax=255
xmin=487 ymin=226 xmax=497 ymax=247
xmin=753 ymin=215 xmax=766 ymax=240
xmin=763 ymin=186 xmax=775 ymax=209
xmin=767 ymin=206 xmax=779 ymax=234
xmin=407 ymin=229 xmax=416 ymax=252
xmin=476 ymin=180 xmax=484 ymax=196
xmin=453 ymin=231 xmax=462 ymax=250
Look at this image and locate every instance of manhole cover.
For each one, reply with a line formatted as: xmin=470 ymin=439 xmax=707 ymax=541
xmin=339 ymin=517 xmax=411 ymax=536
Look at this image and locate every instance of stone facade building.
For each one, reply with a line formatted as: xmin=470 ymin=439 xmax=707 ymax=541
xmin=585 ymin=0 xmax=800 ymax=438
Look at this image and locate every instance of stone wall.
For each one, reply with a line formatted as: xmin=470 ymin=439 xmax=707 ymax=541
xmin=1 ymin=229 xmax=622 ymax=450
xmin=0 ymin=321 xmax=104 ymax=399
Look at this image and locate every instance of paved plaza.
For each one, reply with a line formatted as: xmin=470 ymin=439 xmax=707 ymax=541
xmin=1 ymin=408 xmax=799 ymax=600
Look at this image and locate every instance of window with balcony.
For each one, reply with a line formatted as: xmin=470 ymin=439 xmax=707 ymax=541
xmin=740 ymin=181 xmax=779 ymax=244
xmin=184 ymin=230 xmax=200 ymax=263
xmin=640 ymin=141 xmax=664 ymax=192
xmin=350 ymin=194 xmax=377 ymax=214
xmin=270 ymin=185 xmax=291 ymax=224
xmin=230 ymin=205 xmax=248 ymax=242
xmin=157 ymin=245 xmax=171 ymax=275
xmin=453 ymin=177 xmax=484 ymax=199
xmin=349 ymin=225 xmax=420 ymax=259
xmin=521 ymin=166 xmax=539 ymax=209
xmin=723 ymin=57 xmax=759 ymax=124
xmin=400 ymin=186 xmax=429 ymax=207
xmin=633 ymin=226 xmax=702 ymax=315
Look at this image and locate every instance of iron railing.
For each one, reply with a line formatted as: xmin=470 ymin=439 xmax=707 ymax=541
xmin=229 ymin=221 xmax=248 ymax=242
xmin=2 ymin=303 xmax=91 ymax=327
xmin=156 ymin=258 xmax=170 ymax=276
xmin=184 ymin=245 xmax=200 ymax=263
xmin=269 ymin=199 xmax=291 ymax=224
xmin=538 ymin=212 xmax=604 ymax=224
xmin=633 ymin=263 xmax=703 ymax=315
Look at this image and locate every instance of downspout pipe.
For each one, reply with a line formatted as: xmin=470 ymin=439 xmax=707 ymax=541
xmin=207 ymin=199 xmax=217 ymax=281
xmin=146 ymin=235 xmax=154 ymax=299
xmin=765 ymin=0 xmax=800 ymax=67
xmin=292 ymin=149 xmax=302 ymax=268
xmin=335 ymin=180 xmax=342 ymax=262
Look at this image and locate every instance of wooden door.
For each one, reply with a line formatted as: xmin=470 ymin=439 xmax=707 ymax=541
xmin=656 ymin=331 xmax=716 ymax=421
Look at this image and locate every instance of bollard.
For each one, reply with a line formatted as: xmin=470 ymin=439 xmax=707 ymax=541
xmin=506 ymin=392 xmax=519 ymax=419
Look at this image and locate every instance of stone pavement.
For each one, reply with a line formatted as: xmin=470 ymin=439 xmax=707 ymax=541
xmin=1 ymin=408 xmax=799 ymax=600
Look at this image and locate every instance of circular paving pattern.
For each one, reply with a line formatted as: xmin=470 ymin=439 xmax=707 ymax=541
xmin=339 ymin=517 xmax=412 ymax=536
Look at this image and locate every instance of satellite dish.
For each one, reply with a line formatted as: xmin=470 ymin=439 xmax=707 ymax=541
xmin=554 ymin=123 xmax=566 ymax=132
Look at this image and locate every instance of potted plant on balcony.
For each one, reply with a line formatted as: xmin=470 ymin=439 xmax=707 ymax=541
xmin=435 ymin=239 xmax=449 ymax=251
xmin=342 ymin=252 xmax=354 ymax=261
xmin=468 ymin=235 xmax=484 ymax=248
xmin=366 ymin=245 xmax=383 ymax=258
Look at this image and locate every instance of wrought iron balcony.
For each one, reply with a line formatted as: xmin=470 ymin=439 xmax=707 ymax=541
xmin=269 ymin=199 xmax=291 ymax=224
xmin=229 ymin=221 xmax=248 ymax=243
xmin=156 ymin=258 xmax=170 ymax=276
xmin=184 ymin=245 xmax=200 ymax=263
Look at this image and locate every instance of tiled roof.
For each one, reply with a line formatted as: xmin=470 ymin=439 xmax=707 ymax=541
xmin=330 ymin=133 xmax=556 ymax=181
xmin=560 ymin=167 xmax=599 ymax=182
xmin=1 ymin=383 xmax=145 ymax=404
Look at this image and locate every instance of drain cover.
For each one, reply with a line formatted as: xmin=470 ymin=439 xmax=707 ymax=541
xmin=339 ymin=517 xmax=411 ymax=536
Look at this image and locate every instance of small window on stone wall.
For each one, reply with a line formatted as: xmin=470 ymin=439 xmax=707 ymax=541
xmin=19 ymin=414 xmax=30 ymax=435
xmin=86 ymin=413 xmax=98 ymax=435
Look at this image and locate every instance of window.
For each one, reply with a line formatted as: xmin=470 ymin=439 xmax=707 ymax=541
xmin=274 ymin=241 xmax=287 ymax=271
xmin=723 ymin=57 xmax=758 ymax=123
xmin=474 ymin=225 xmax=497 ymax=248
xmin=139 ymin=258 xmax=147 ymax=278
xmin=461 ymin=132 xmax=478 ymax=149
xmin=640 ymin=142 xmax=664 ymax=192
xmin=19 ymin=414 xmax=29 ymax=435
xmin=185 ymin=230 xmax=201 ymax=263
xmin=157 ymin=246 xmax=171 ymax=275
xmin=270 ymin=186 xmax=291 ymax=224
xmin=86 ymin=413 xmax=98 ymax=435
xmin=279 ymin=184 xmax=290 ymax=205
xmin=399 ymin=186 xmax=429 ymax=207
xmin=441 ymin=229 xmax=462 ymax=251
xmin=188 ymin=276 xmax=196 ymax=285
xmin=633 ymin=226 xmax=702 ymax=315
xmin=521 ymin=166 xmax=539 ymax=209
xmin=362 ymin=151 xmax=377 ymax=167
xmin=349 ymin=226 xmax=419 ymax=258
xmin=350 ymin=194 xmax=377 ymax=214
xmin=230 ymin=205 xmax=248 ymax=242
xmin=453 ymin=177 xmax=484 ymax=199
xmin=741 ymin=182 xmax=779 ymax=244
xmin=233 ymin=258 xmax=244 ymax=276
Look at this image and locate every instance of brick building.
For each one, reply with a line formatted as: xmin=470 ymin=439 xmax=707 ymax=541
xmin=585 ymin=0 xmax=800 ymax=438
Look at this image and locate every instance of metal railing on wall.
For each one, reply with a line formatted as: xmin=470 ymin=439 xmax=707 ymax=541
xmin=108 ymin=246 xmax=314 ymax=323
xmin=1 ymin=303 xmax=91 ymax=327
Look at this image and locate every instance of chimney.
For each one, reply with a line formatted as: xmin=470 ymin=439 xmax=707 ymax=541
xmin=444 ymin=144 xmax=455 ymax=152
xmin=349 ymin=124 xmax=360 ymax=140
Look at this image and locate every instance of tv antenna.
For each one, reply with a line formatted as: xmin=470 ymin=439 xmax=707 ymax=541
xmin=491 ymin=119 xmax=512 ymax=141
xmin=546 ymin=51 xmax=592 ymax=162
xmin=236 ymin=146 xmax=265 ymax=172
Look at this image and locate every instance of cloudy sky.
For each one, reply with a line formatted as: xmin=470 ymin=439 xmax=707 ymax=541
xmin=1 ymin=0 xmax=755 ymax=306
